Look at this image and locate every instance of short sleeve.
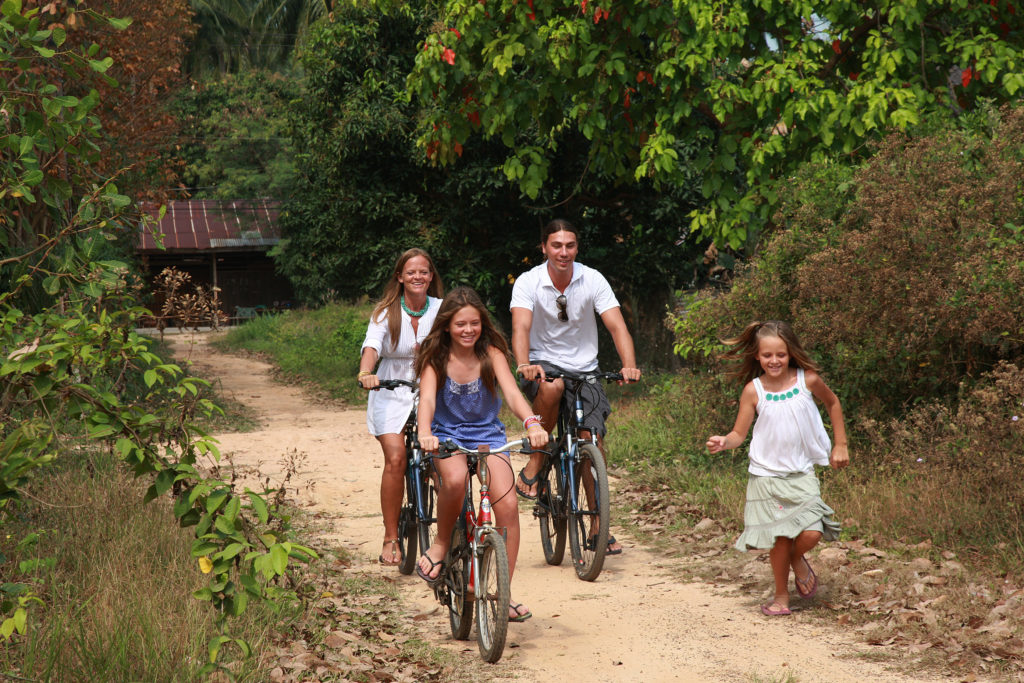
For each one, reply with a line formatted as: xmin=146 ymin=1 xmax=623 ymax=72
xmin=509 ymin=270 xmax=536 ymax=312
xmin=361 ymin=311 xmax=388 ymax=354
xmin=589 ymin=269 xmax=619 ymax=315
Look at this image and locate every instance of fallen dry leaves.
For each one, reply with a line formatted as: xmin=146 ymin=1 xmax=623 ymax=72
xmin=615 ymin=478 xmax=1024 ymax=682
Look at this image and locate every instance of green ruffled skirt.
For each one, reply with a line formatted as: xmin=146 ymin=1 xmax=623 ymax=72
xmin=734 ymin=470 xmax=841 ymax=551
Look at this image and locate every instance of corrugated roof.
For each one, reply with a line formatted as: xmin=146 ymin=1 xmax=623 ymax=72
xmin=138 ymin=199 xmax=281 ymax=252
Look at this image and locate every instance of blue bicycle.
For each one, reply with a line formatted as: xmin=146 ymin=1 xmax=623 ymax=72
xmin=375 ymin=379 xmax=436 ymax=576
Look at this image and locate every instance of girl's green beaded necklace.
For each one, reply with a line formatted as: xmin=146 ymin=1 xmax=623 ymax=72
xmin=401 ymin=295 xmax=430 ymax=317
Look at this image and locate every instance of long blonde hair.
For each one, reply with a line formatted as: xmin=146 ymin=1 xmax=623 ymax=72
xmin=414 ymin=287 xmax=511 ymax=395
xmin=371 ymin=248 xmax=445 ymax=350
xmin=720 ymin=320 xmax=820 ymax=384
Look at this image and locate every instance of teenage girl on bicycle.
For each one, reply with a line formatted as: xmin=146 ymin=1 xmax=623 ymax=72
xmin=414 ymin=287 xmax=548 ymax=623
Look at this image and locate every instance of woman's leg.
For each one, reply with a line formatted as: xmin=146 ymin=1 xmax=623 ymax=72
xmin=377 ymin=433 xmax=406 ymax=564
xmin=418 ymin=454 xmax=467 ymax=580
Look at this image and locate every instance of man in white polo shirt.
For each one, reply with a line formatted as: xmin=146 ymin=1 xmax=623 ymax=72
xmin=510 ymin=218 xmax=642 ymax=556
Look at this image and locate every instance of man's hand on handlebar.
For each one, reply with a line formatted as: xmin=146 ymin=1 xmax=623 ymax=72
xmin=518 ymin=363 xmax=547 ymax=383
xmin=619 ymin=367 xmax=642 ymax=384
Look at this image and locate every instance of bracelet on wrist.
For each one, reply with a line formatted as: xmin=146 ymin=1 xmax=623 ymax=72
xmin=357 ymin=370 xmax=372 ymax=378
xmin=523 ymin=414 xmax=542 ymax=429
xmin=516 ymin=363 xmax=530 ymax=370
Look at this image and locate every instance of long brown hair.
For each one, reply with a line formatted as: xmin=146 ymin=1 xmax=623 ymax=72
xmin=370 ymin=248 xmax=444 ymax=350
xmin=414 ymin=287 xmax=511 ymax=395
xmin=720 ymin=320 xmax=820 ymax=384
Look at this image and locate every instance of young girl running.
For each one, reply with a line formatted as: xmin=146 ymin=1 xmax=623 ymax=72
xmin=706 ymin=320 xmax=850 ymax=616
xmin=414 ymin=287 xmax=548 ymax=623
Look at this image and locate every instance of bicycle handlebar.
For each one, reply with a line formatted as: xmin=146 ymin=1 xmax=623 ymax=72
xmin=435 ymin=438 xmax=538 ymax=458
xmin=538 ymin=368 xmax=625 ymax=384
xmin=373 ymin=379 xmax=418 ymax=391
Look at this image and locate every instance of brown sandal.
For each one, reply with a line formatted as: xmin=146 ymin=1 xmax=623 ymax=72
xmin=378 ymin=538 xmax=401 ymax=566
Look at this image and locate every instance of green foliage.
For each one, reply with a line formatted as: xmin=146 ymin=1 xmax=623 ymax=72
xmin=408 ymin=1 xmax=1024 ymax=248
xmin=0 ymin=450 xmax=289 ymax=680
xmin=186 ymin=0 xmax=330 ymax=76
xmin=0 ymin=5 xmax=315 ymax=672
xmin=174 ymin=69 xmax=301 ymax=199
xmin=277 ymin=3 xmax=705 ymax=368
xmin=214 ymin=302 xmax=373 ymax=406
xmin=673 ymin=104 xmax=1024 ymax=418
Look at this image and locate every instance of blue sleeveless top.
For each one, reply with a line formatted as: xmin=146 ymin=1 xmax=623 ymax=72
xmin=431 ymin=376 xmax=506 ymax=450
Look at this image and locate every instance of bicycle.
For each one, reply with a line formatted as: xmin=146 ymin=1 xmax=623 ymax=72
xmin=374 ymin=379 xmax=436 ymax=576
xmin=428 ymin=438 xmax=536 ymax=664
xmin=528 ymin=368 xmax=623 ymax=582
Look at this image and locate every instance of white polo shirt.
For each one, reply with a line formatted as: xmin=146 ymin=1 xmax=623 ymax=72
xmin=509 ymin=261 xmax=619 ymax=372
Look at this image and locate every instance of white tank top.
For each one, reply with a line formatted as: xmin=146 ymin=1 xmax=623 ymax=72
xmin=748 ymin=368 xmax=831 ymax=477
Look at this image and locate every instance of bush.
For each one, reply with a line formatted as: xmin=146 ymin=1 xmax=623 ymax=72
xmin=672 ymin=104 xmax=1024 ymax=419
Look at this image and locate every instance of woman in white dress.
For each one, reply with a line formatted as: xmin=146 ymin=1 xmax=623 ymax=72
xmin=357 ymin=248 xmax=444 ymax=565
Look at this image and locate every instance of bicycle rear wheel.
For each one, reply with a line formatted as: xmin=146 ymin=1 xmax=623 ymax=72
xmin=536 ymin=460 xmax=566 ymax=565
xmin=447 ymin=519 xmax=474 ymax=641
xmin=475 ymin=532 xmax=510 ymax=663
xmin=567 ymin=443 xmax=609 ymax=582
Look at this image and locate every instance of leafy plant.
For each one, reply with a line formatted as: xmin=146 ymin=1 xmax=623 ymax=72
xmin=0 ymin=4 xmax=315 ymax=674
xmin=407 ymin=1 xmax=1024 ymax=249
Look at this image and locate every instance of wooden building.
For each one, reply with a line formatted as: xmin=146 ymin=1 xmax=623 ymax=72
xmin=137 ymin=199 xmax=293 ymax=323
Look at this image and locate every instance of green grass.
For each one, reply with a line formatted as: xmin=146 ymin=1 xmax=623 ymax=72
xmin=213 ymin=303 xmax=372 ymax=406
xmin=0 ymin=450 xmax=291 ymax=681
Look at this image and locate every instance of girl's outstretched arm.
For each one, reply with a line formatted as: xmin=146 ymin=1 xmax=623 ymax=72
xmin=491 ymin=348 xmax=548 ymax=449
xmin=806 ymin=370 xmax=850 ymax=469
xmin=706 ymin=381 xmax=757 ymax=453
xmin=417 ymin=365 xmax=440 ymax=452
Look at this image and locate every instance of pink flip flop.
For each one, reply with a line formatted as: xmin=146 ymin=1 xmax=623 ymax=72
xmin=761 ymin=602 xmax=792 ymax=616
xmin=795 ymin=556 xmax=819 ymax=598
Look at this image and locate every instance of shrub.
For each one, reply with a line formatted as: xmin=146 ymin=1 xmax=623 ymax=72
xmin=672 ymin=104 xmax=1024 ymax=419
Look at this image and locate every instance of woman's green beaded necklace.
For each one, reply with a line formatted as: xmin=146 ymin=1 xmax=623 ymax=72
xmin=401 ymin=295 xmax=430 ymax=317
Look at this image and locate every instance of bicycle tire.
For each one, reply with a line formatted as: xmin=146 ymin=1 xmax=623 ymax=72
xmin=447 ymin=520 xmax=474 ymax=641
xmin=567 ymin=442 xmax=610 ymax=582
xmin=537 ymin=460 xmax=566 ymax=565
xmin=397 ymin=466 xmax=418 ymax=575
xmin=416 ymin=467 xmax=437 ymax=563
xmin=474 ymin=532 xmax=510 ymax=663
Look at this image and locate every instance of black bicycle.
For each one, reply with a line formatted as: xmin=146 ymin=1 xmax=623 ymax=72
xmin=375 ymin=379 xmax=436 ymax=576
xmin=530 ymin=369 xmax=623 ymax=582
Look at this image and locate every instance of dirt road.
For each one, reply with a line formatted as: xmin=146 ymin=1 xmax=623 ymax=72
xmin=169 ymin=332 xmax=951 ymax=683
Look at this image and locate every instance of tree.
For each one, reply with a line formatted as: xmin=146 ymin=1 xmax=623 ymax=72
xmin=186 ymin=0 xmax=331 ymax=76
xmin=408 ymin=1 xmax=1024 ymax=249
xmin=174 ymin=69 xmax=301 ymax=199
xmin=1 ymin=4 xmax=314 ymax=668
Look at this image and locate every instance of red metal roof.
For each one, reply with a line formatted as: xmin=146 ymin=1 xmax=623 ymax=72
xmin=137 ymin=199 xmax=281 ymax=252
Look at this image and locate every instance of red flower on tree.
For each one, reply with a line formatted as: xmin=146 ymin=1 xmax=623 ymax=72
xmin=442 ymin=48 xmax=456 ymax=65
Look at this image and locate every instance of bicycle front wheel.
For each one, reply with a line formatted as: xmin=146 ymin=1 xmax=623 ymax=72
xmin=397 ymin=468 xmax=418 ymax=575
xmin=567 ymin=443 xmax=610 ymax=582
xmin=416 ymin=466 xmax=437 ymax=564
xmin=447 ymin=520 xmax=474 ymax=641
xmin=537 ymin=460 xmax=566 ymax=565
xmin=475 ymin=531 xmax=510 ymax=663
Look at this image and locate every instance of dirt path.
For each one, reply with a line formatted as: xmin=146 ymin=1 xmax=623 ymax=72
xmin=169 ymin=332 xmax=952 ymax=683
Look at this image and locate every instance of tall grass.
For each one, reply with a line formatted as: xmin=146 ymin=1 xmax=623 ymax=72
xmin=214 ymin=302 xmax=372 ymax=405
xmin=0 ymin=451 xmax=287 ymax=681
